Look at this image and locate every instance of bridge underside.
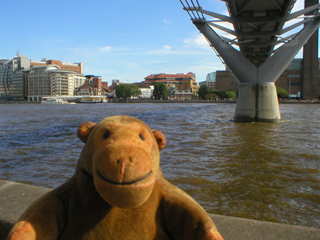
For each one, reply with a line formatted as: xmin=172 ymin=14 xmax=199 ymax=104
xmin=181 ymin=0 xmax=320 ymax=122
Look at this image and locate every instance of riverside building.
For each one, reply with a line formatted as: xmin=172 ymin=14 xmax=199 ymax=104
xmin=0 ymin=54 xmax=85 ymax=101
xmin=75 ymin=75 xmax=108 ymax=97
xmin=0 ymin=53 xmax=30 ymax=100
xmin=143 ymin=72 xmax=198 ymax=100
xmin=27 ymin=65 xmax=86 ymax=101
xmin=199 ymin=72 xmax=216 ymax=90
xmin=30 ymin=59 xmax=83 ymax=74
xmin=135 ymin=83 xmax=153 ymax=99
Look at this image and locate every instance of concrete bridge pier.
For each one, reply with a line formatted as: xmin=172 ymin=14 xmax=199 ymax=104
xmin=193 ymin=21 xmax=284 ymax=123
xmin=235 ymin=82 xmax=280 ymax=123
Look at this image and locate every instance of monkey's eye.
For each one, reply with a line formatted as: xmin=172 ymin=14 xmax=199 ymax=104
xmin=139 ymin=133 xmax=145 ymax=141
xmin=103 ymin=131 xmax=110 ymax=139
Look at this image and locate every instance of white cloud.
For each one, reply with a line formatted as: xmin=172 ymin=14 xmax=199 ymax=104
xmin=97 ymin=46 xmax=135 ymax=55
xmin=164 ymin=45 xmax=171 ymax=50
xmin=184 ymin=34 xmax=212 ymax=50
xmin=146 ymin=60 xmax=167 ymax=64
xmin=163 ymin=19 xmax=171 ymax=24
xmin=99 ymin=46 xmax=111 ymax=52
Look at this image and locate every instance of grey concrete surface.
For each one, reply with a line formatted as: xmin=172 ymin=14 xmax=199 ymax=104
xmin=1 ymin=180 xmax=319 ymax=240
xmin=0 ymin=180 xmax=50 ymax=239
xmin=211 ymin=214 xmax=320 ymax=240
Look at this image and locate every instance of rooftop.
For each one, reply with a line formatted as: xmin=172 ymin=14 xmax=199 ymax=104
xmin=145 ymin=72 xmax=195 ymax=80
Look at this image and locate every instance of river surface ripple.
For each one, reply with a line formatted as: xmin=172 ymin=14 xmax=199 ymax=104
xmin=0 ymin=103 xmax=319 ymax=228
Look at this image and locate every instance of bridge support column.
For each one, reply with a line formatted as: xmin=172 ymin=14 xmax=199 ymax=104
xmin=235 ymin=82 xmax=280 ymax=123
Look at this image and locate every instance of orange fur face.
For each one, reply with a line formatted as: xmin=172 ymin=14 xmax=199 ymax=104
xmin=77 ymin=116 xmax=166 ymax=208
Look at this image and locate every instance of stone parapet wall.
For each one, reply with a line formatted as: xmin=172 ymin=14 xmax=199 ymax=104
xmin=1 ymin=180 xmax=319 ymax=240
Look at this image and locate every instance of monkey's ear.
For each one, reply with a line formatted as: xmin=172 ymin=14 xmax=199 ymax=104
xmin=152 ymin=130 xmax=166 ymax=151
xmin=77 ymin=122 xmax=96 ymax=143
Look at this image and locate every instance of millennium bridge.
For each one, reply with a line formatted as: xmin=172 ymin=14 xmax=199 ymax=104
xmin=181 ymin=0 xmax=320 ymax=122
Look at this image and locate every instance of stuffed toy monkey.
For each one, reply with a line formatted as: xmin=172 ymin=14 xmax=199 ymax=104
xmin=8 ymin=115 xmax=223 ymax=240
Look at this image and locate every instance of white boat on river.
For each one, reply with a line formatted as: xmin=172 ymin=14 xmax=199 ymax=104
xmin=41 ymin=97 xmax=75 ymax=104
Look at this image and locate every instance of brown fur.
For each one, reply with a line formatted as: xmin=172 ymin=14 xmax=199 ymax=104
xmin=8 ymin=116 xmax=223 ymax=240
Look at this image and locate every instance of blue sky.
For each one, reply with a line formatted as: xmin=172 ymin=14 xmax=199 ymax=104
xmin=0 ymin=0 xmax=306 ymax=84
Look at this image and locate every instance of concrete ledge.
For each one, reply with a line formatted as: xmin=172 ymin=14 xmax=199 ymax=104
xmin=0 ymin=180 xmax=50 ymax=240
xmin=1 ymin=180 xmax=319 ymax=240
xmin=210 ymin=214 xmax=320 ymax=240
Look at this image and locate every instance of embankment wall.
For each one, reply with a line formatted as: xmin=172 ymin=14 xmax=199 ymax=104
xmin=1 ymin=180 xmax=319 ymax=240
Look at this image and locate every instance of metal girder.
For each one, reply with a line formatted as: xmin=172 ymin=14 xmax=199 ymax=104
xmin=181 ymin=0 xmax=320 ymax=67
xmin=198 ymin=9 xmax=235 ymax=22
xmin=259 ymin=15 xmax=320 ymax=83
xmin=217 ymin=18 xmax=312 ymax=38
xmin=208 ymin=22 xmax=236 ymax=36
xmin=192 ymin=13 xmax=320 ymax=84
xmin=193 ymin=21 xmax=257 ymax=83
xmin=199 ymin=4 xmax=320 ymax=24
xmin=208 ymin=18 xmax=310 ymax=39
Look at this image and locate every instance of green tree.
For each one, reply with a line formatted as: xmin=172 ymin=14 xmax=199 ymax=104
xmin=154 ymin=83 xmax=168 ymax=100
xmin=225 ymin=90 xmax=237 ymax=99
xmin=211 ymin=90 xmax=226 ymax=99
xmin=277 ymin=87 xmax=289 ymax=100
xmin=115 ymin=84 xmax=141 ymax=100
xmin=206 ymin=93 xmax=219 ymax=100
xmin=130 ymin=84 xmax=142 ymax=99
xmin=192 ymin=93 xmax=198 ymax=99
xmin=198 ymin=85 xmax=209 ymax=100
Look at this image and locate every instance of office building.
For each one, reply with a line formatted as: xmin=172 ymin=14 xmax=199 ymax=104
xmin=0 ymin=53 xmax=30 ymax=100
xmin=199 ymin=72 xmax=216 ymax=90
xmin=27 ymin=65 xmax=86 ymax=101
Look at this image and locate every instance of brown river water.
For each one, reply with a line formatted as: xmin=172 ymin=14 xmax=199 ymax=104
xmin=0 ymin=102 xmax=319 ymax=228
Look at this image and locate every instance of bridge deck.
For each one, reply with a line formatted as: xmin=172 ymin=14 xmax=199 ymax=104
xmin=224 ymin=0 xmax=296 ymax=66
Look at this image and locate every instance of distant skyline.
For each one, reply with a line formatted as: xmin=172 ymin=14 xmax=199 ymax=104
xmin=0 ymin=0 xmax=310 ymax=84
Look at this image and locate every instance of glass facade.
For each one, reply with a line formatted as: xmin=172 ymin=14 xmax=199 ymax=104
xmin=0 ymin=54 xmax=30 ymax=100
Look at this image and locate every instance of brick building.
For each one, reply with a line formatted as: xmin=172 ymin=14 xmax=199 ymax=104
xmin=76 ymin=75 xmax=108 ymax=96
xmin=31 ymin=59 xmax=83 ymax=74
xmin=215 ymin=69 xmax=240 ymax=92
xmin=143 ymin=72 xmax=198 ymax=100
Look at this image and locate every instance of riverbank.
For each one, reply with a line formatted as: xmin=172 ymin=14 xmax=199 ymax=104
xmin=1 ymin=180 xmax=319 ymax=240
xmin=0 ymin=101 xmax=41 ymax=104
xmin=116 ymin=99 xmax=320 ymax=104
xmin=0 ymin=99 xmax=319 ymax=104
